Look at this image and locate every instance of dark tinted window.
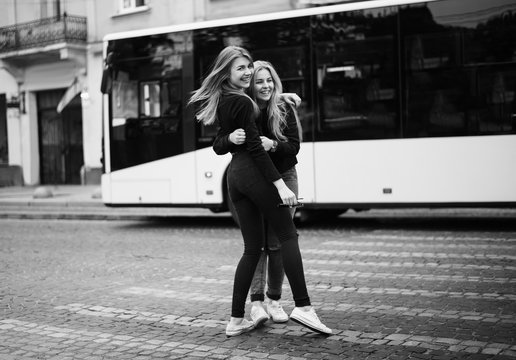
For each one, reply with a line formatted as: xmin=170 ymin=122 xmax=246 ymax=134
xmin=312 ymin=7 xmax=400 ymax=141
xmin=107 ymin=31 xmax=193 ymax=171
xmin=402 ymin=0 xmax=516 ymax=137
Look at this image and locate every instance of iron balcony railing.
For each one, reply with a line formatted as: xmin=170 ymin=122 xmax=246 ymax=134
xmin=0 ymin=14 xmax=87 ymax=53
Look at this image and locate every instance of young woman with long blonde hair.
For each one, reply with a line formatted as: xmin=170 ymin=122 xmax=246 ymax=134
xmin=189 ymin=46 xmax=331 ymax=337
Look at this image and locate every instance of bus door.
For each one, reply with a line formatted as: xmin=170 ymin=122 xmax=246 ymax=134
xmin=104 ymin=75 xmax=198 ymax=205
xmin=312 ymin=8 xmax=399 ymax=205
xmin=103 ymin=32 xmax=200 ymax=205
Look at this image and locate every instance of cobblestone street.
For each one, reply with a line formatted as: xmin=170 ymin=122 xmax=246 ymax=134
xmin=1 ymin=214 xmax=515 ymax=359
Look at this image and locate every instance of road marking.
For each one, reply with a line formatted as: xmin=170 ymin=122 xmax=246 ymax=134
xmin=47 ymin=306 xmax=516 ymax=357
xmin=123 ymin=277 xmax=516 ymax=301
xmin=217 ymin=264 xmax=513 ymax=284
xmin=306 ymin=234 xmax=516 ymax=243
xmin=220 ymin=260 xmax=515 ymax=284
xmin=302 ymin=249 xmax=516 ymax=261
xmin=66 ymin=295 xmax=516 ymax=325
xmin=303 ymin=258 xmax=516 ymax=271
xmin=304 ymin=269 xmax=515 ymax=284
xmin=321 ymin=302 xmax=516 ymax=325
xmin=55 ymin=303 xmax=227 ymax=327
xmin=321 ymin=240 xmax=514 ymax=250
xmin=0 ymin=319 xmax=285 ymax=359
xmin=118 ymin=287 xmax=231 ymax=303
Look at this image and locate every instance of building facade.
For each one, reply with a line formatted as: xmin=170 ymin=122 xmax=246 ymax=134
xmin=0 ymin=0 xmax=321 ymax=186
xmin=0 ymin=0 xmax=88 ymax=186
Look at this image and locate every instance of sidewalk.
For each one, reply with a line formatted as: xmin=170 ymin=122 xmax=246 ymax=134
xmin=0 ymin=185 xmax=225 ymax=220
xmin=0 ymin=185 xmax=102 ymax=207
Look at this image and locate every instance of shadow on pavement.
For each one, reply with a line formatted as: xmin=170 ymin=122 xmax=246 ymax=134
xmin=116 ymin=210 xmax=516 ymax=232
xmin=116 ymin=216 xmax=238 ymax=230
xmin=305 ymin=215 xmax=516 ymax=232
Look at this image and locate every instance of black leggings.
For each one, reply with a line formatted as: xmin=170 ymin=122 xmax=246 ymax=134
xmin=227 ymin=152 xmax=310 ymax=318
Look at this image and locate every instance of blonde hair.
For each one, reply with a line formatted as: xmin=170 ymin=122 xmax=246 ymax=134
xmin=188 ymin=46 xmax=258 ymax=125
xmin=249 ymin=60 xmax=302 ymax=142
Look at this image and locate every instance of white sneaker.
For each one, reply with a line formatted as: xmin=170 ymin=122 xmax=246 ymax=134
xmin=290 ymin=307 xmax=332 ymax=335
xmin=225 ymin=318 xmax=254 ymax=337
xmin=250 ymin=304 xmax=270 ymax=328
xmin=266 ymin=300 xmax=289 ymax=323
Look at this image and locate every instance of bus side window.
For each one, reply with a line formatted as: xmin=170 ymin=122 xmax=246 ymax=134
xmin=112 ymin=77 xmax=138 ymax=120
xmin=477 ymin=71 xmax=516 ymax=133
xmin=315 ymin=40 xmax=398 ymax=140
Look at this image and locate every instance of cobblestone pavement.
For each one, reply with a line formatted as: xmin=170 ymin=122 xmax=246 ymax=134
xmin=0 ymin=215 xmax=515 ymax=359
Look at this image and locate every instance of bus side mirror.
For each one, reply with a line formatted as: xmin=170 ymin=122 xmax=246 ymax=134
xmin=101 ymin=52 xmax=116 ymax=94
xmin=100 ymin=66 xmax=112 ymax=94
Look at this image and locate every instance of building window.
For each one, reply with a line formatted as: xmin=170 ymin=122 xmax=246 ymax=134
xmin=114 ymin=0 xmax=149 ymax=17
xmin=120 ymin=0 xmax=147 ymax=11
xmin=40 ymin=0 xmax=61 ymax=18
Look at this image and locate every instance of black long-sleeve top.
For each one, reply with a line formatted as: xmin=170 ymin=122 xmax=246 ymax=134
xmin=214 ymin=93 xmax=281 ymax=182
xmin=213 ymin=103 xmax=300 ymax=174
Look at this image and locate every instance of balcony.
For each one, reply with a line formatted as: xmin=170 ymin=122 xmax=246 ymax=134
xmin=0 ymin=14 xmax=87 ymax=67
xmin=0 ymin=14 xmax=87 ymax=52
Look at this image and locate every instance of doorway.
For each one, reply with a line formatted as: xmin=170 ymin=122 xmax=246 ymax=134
xmin=37 ymin=89 xmax=83 ymax=184
xmin=0 ymin=94 xmax=7 ymax=164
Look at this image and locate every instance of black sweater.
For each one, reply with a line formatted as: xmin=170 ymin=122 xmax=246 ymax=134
xmin=214 ymin=94 xmax=281 ymax=182
xmin=214 ymin=103 xmax=300 ymax=174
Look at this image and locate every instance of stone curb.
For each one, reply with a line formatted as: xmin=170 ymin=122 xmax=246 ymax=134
xmin=0 ymin=212 xmax=154 ymax=221
xmin=0 ymin=201 xmax=102 ymax=208
xmin=0 ymin=203 xmax=229 ymax=221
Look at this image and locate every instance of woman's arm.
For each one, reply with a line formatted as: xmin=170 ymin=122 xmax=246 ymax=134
xmin=260 ymin=105 xmax=300 ymax=155
xmin=275 ymin=105 xmax=300 ymax=155
xmin=233 ymin=96 xmax=282 ymax=183
xmin=280 ymin=93 xmax=301 ymax=108
xmin=212 ymin=131 xmax=233 ymax=155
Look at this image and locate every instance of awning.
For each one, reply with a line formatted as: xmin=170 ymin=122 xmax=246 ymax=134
xmin=56 ymin=76 xmax=84 ymax=113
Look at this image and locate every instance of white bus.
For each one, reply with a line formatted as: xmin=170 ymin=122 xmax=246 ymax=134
xmin=100 ymin=0 xmax=516 ymax=220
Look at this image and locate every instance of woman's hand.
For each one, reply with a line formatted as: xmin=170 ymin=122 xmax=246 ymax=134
xmin=229 ymin=128 xmax=246 ymax=145
xmin=281 ymin=93 xmax=301 ymax=108
xmin=273 ymin=179 xmax=297 ymax=206
xmin=260 ymin=136 xmax=274 ymax=151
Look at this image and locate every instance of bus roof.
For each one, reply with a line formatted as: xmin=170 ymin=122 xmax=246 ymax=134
xmin=102 ymin=0 xmax=438 ymax=42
